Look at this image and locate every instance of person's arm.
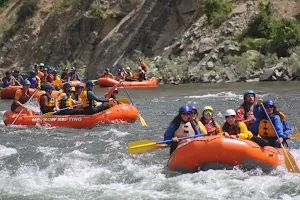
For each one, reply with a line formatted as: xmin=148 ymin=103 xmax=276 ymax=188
xmin=19 ymin=76 xmax=25 ymax=85
xmin=164 ymin=123 xmax=176 ymax=140
xmin=88 ymin=91 xmax=109 ymax=102
xmin=273 ymin=115 xmax=284 ymax=138
xmin=2 ymin=77 xmax=11 ymax=87
xmin=76 ymin=74 xmax=82 ymax=82
xmin=55 ymin=93 xmax=66 ymax=111
xmin=237 ymin=122 xmax=251 ymax=139
xmin=67 ymin=73 xmax=71 ymax=82
xmin=13 ymin=90 xmax=24 ymax=107
xmin=283 ymin=120 xmax=292 ymax=138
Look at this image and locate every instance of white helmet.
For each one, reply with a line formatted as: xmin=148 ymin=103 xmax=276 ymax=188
xmin=126 ymin=67 xmax=131 ymax=70
xmin=224 ymin=109 xmax=236 ymax=117
xmin=138 ymin=67 xmax=142 ymax=70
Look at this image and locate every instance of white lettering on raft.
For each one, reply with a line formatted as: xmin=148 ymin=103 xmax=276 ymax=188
xmin=32 ymin=117 xmax=82 ymax=122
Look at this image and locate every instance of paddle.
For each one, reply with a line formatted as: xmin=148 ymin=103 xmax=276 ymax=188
xmin=121 ymin=82 xmax=147 ymax=126
xmin=11 ymin=88 xmax=39 ymax=125
xmin=261 ymin=103 xmax=300 ymax=173
xmin=40 ymin=104 xmax=82 ymax=119
xmin=118 ymin=98 xmax=130 ymax=104
xmin=128 ymin=134 xmax=207 ymax=154
xmin=288 ymin=133 xmax=300 ymax=139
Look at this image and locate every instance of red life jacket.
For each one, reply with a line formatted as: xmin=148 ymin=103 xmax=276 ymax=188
xmin=222 ymin=121 xmax=240 ymax=136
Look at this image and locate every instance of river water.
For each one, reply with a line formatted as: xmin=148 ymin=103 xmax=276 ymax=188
xmin=0 ymin=82 xmax=299 ymax=200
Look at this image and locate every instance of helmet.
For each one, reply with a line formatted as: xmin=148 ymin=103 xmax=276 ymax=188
xmin=138 ymin=58 xmax=142 ymax=62
xmin=263 ymin=99 xmax=274 ymax=107
xmin=126 ymin=67 xmax=131 ymax=70
xmin=30 ymin=71 xmax=36 ymax=76
xmin=5 ymin=71 xmax=12 ymax=75
xmin=243 ymin=90 xmax=255 ymax=99
xmin=86 ymin=80 xmax=96 ymax=87
xmin=63 ymin=83 xmax=72 ymax=89
xmin=43 ymin=68 xmax=48 ymax=71
xmin=224 ymin=109 xmax=236 ymax=117
xmin=14 ymin=70 xmax=20 ymax=73
xmin=23 ymin=80 xmax=31 ymax=85
xmin=39 ymin=63 xmax=45 ymax=67
xmin=75 ymin=84 xmax=84 ymax=90
xmin=189 ymin=105 xmax=197 ymax=111
xmin=53 ymin=70 xmax=58 ymax=74
xmin=138 ymin=67 xmax=142 ymax=70
xmin=71 ymin=66 xmax=76 ymax=71
xmin=44 ymin=83 xmax=54 ymax=91
xmin=202 ymin=106 xmax=214 ymax=113
xmin=179 ymin=105 xmax=191 ymax=113
xmin=113 ymin=88 xmax=118 ymax=93
xmin=64 ymin=67 xmax=68 ymax=71
xmin=47 ymin=68 xmax=52 ymax=71
xmin=105 ymin=68 xmax=110 ymax=72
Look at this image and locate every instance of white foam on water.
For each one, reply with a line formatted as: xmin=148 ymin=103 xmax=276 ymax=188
xmin=0 ymin=145 xmax=17 ymax=159
xmin=185 ymin=91 xmax=269 ymax=100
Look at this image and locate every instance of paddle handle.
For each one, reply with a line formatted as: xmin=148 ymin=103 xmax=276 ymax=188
xmin=156 ymin=134 xmax=206 ymax=144
xmin=58 ymin=103 xmax=82 ymax=112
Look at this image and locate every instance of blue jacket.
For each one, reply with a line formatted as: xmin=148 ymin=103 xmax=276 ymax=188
xmin=250 ymin=105 xmax=291 ymax=138
xmin=67 ymin=72 xmax=82 ymax=82
xmin=13 ymin=75 xmax=25 ymax=85
xmin=164 ymin=120 xmax=201 ymax=141
xmin=27 ymin=77 xmax=38 ymax=88
xmin=2 ymin=77 xmax=12 ymax=88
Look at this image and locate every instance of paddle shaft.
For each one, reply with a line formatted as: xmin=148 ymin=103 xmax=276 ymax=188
xmin=157 ymin=134 xmax=207 ymax=144
xmin=11 ymin=88 xmax=39 ymax=125
xmin=121 ymin=83 xmax=134 ymax=104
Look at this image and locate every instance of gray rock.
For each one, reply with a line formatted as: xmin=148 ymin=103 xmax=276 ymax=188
xmin=224 ymin=67 xmax=237 ymax=82
xmin=229 ymin=4 xmax=247 ymax=17
xmin=206 ymin=61 xmax=214 ymax=70
xmin=246 ymin=78 xmax=259 ymax=82
xmin=259 ymin=69 xmax=274 ymax=81
xmin=274 ymin=69 xmax=283 ymax=77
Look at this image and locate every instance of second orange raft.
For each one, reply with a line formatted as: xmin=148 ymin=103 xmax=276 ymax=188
xmin=97 ymin=77 xmax=159 ymax=87
xmin=3 ymin=104 xmax=138 ymax=128
xmin=168 ymin=135 xmax=285 ymax=173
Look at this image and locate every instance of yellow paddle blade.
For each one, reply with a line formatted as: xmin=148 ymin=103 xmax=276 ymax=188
xmin=289 ymin=132 xmax=300 ymax=139
xmin=128 ymin=140 xmax=167 ymax=154
xmin=40 ymin=111 xmax=56 ymax=120
xmin=282 ymin=147 xmax=300 ymax=173
xmin=138 ymin=114 xmax=147 ymax=126
xmin=118 ymin=98 xmax=130 ymax=104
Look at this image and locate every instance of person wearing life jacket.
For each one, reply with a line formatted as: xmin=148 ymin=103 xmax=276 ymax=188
xmin=55 ymin=83 xmax=83 ymax=115
xmin=115 ymin=68 xmax=126 ymax=81
xmin=51 ymin=70 xmax=62 ymax=89
xmin=100 ymin=68 xmax=113 ymax=78
xmin=125 ymin=67 xmax=134 ymax=81
xmin=189 ymin=105 xmax=207 ymax=134
xmin=104 ymin=88 xmax=119 ymax=99
xmin=250 ymin=99 xmax=291 ymax=148
xmin=2 ymin=71 xmax=15 ymax=88
xmin=34 ymin=63 xmax=44 ymax=79
xmin=164 ymin=105 xmax=201 ymax=155
xmin=11 ymin=80 xmax=35 ymax=116
xmin=39 ymin=83 xmax=55 ymax=114
xmin=27 ymin=71 xmax=39 ymax=88
xmin=13 ymin=70 xmax=24 ymax=85
xmin=47 ymin=68 xmax=54 ymax=83
xmin=79 ymin=80 xmax=111 ymax=115
xmin=200 ymin=106 xmax=221 ymax=135
xmin=221 ymin=109 xmax=269 ymax=147
xmin=134 ymin=67 xmax=146 ymax=82
xmin=236 ymin=90 xmax=256 ymax=128
xmin=138 ymin=58 xmax=147 ymax=72
xmin=61 ymin=67 xmax=69 ymax=82
xmin=67 ymin=67 xmax=82 ymax=82
xmin=74 ymin=84 xmax=84 ymax=101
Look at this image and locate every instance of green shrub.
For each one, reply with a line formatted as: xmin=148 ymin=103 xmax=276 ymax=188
xmin=16 ymin=0 xmax=39 ymax=23
xmin=0 ymin=0 xmax=9 ymax=7
xmin=129 ymin=0 xmax=144 ymax=6
xmin=90 ymin=1 xmax=115 ymax=19
xmin=202 ymin=0 xmax=235 ymax=27
xmin=240 ymin=37 xmax=268 ymax=53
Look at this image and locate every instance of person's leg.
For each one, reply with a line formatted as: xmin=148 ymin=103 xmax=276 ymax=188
xmin=93 ymin=104 xmax=110 ymax=113
xmin=250 ymin=135 xmax=269 ymax=147
xmin=170 ymin=142 xmax=178 ymax=155
xmin=13 ymin=106 xmax=34 ymax=116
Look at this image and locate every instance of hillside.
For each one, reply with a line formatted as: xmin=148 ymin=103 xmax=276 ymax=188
xmin=0 ymin=0 xmax=300 ymax=83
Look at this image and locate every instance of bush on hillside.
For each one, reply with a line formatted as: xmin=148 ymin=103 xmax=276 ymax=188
xmin=0 ymin=0 xmax=9 ymax=7
xmin=16 ymin=0 xmax=39 ymax=23
xmin=202 ymin=0 xmax=235 ymax=27
xmin=240 ymin=37 xmax=268 ymax=53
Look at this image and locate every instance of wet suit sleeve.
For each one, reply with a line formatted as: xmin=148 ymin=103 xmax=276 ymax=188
xmin=272 ymin=115 xmax=284 ymax=138
xmin=2 ymin=77 xmax=11 ymax=87
xmin=164 ymin=123 xmax=176 ymax=141
xmin=87 ymin=91 xmax=109 ymax=102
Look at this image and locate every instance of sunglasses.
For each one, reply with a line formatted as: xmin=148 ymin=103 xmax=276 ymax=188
xmin=203 ymin=110 xmax=213 ymax=115
xmin=225 ymin=115 xmax=236 ymax=118
xmin=266 ymin=106 xmax=274 ymax=109
xmin=190 ymin=111 xmax=197 ymax=115
xmin=181 ymin=112 xmax=191 ymax=116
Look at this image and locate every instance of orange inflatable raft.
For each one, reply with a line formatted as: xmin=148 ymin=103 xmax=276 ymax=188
xmin=97 ymin=77 xmax=159 ymax=87
xmin=3 ymin=104 xmax=138 ymax=128
xmin=0 ymin=86 xmax=61 ymax=99
xmin=168 ymin=135 xmax=285 ymax=173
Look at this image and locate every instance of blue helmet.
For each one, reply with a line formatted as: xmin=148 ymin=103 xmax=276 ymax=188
xmin=44 ymin=83 xmax=54 ymax=91
xmin=30 ymin=71 xmax=36 ymax=76
xmin=43 ymin=68 xmax=48 ymax=71
xmin=263 ymin=99 xmax=274 ymax=107
xmin=71 ymin=66 xmax=76 ymax=71
xmin=75 ymin=84 xmax=84 ymax=90
xmin=63 ymin=82 xmax=72 ymax=89
xmin=179 ymin=105 xmax=191 ymax=113
xmin=113 ymin=88 xmax=118 ymax=93
xmin=47 ymin=68 xmax=52 ymax=71
xmin=86 ymin=80 xmax=96 ymax=87
xmin=53 ymin=70 xmax=58 ymax=74
xmin=244 ymin=90 xmax=255 ymax=99
xmin=64 ymin=67 xmax=68 ymax=71
xmin=105 ymin=68 xmax=110 ymax=72
xmin=23 ymin=80 xmax=31 ymax=85
xmin=189 ymin=105 xmax=197 ymax=111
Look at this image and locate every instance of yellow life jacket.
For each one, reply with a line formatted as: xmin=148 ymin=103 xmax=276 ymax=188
xmin=196 ymin=120 xmax=208 ymax=134
xmin=258 ymin=112 xmax=286 ymax=137
xmin=35 ymin=75 xmax=41 ymax=87
xmin=174 ymin=122 xmax=195 ymax=138
xmin=59 ymin=93 xmax=73 ymax=109
xmin=79 ymin=90 xmax=97 ymax=108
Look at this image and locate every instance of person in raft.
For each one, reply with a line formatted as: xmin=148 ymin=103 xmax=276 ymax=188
xmin=13 ymin=70 xmax=25 ymax=85
xmin=200 ymin=106 xmax=221 ymax=135
xmin=67 ymin=66 xmax=82 ymax=82
xmin=250 ymin=99 xmax=292 ymax=148
xmin=2 ymin=71 xmax=15 ymax=88
xmin=164 ymin=105 xmax=201 ymax=155
xmin=221 ymin=109 xmax=269 ymax=147
xmin=39 ymin=83 xmax=56 ymax=114
xmin=236 ymin=90 xmax=256 ymax=128
xmin=61 ymin=67 xmax=69 ymax=82
xmin=189 ymin=105 xmax=207 ymax=134
xmin=100 ymin=68 xmax=113 ymax=78
xmin=104 ymin=88 xmax=119 ymax=99
xmin=11 ymin=80 xmax=35 ymax=116
xmin=55 ymin=83 xmax=83 ymax=115
xmin=79 ymin=80 xmax=112 ymax=115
